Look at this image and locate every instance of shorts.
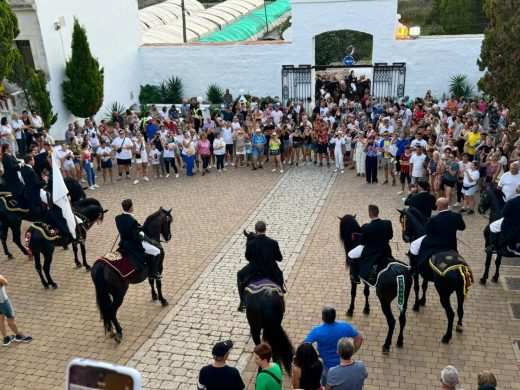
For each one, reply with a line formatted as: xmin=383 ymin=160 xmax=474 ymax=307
xmin=116 ymin=158 xmax=131 ymax=166
xmin=292 ymin=142 xmax=301 ymax=148
xmin=235 ymin=149 xmax=246 ymax=156
xmin=317 ymin=144 xmax=328 ymax=154
xmin=0 ymin=299 xmax=14 ymax=319
xmin=252 ymin=147 xmax=263 ymax=158
xmin=246 ymin=152 xmax=252 ymax=159
xmin=283 ymin=140 xmax=290 ymax=149
xmin=225 ymin=144 xmax=234 ymax=155
xmin=63 ymin=163 xmax=75 ymax=171
xmin=462 ymin=184 xmax=477 ymax=196
xmin=303 ymin=144 xmax=312 ymax=149
xmin=382 ymin=158 xmax=392 ymax=169
xmin=443 ymin=177 xmax=456 ymax=188
xmin=411 ymin=176 xmax=422 ymax=184
xmin=101 ymin=159 xmax=113 ymax=169
xmin=311 ymin=142 xmax=317 ymax=151
xmin=345 ymin=150 xmax=351 ymax=156
xmin=399 ymin=172 xmax=411 ymax=184
xmin=73 ymin=158 xmax=80 ymax=164
xmin=270 ymin=150 xmax=280 ymax=156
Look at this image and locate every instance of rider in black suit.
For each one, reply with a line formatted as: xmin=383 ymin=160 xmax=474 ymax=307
xmin=404 ymin=180 xmax=437 ymax=218
xmin=115 ymin=199 xmax=161 ymax=279
xmin=20 ymin=154 xmax=46 ymax=220
xmin=498 ymin=185 xmax=520 ymax=253
xmin=1 ymin=144 xmax=24 ymax=196
xmin=350 ymin=205 xmax=394 ymax=283
xmin=237 ymin=221 xmax=284 ymax=311
xmin=412 ymin=197 xmax=466 ymax=265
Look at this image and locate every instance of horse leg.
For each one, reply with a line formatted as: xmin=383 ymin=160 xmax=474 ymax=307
xmin=419 ymin=278 xmax=428 ymax=306
xmin=412 ymin=272 xmax=420 ymax=312
xmin=436 ymin=282 xmax=455 ymax=344
xmin=363 ymin=284 xmax=370 ymax=314
xmin=347 ymin=282 xmax=357 ymax=316
xmin=0 ymin=225 xmax=13 ymax=260
xmin=111 ymin=289 xmax=127 ymax=343
xmin=455 ymin=282 xmax=465 ymax=333
xmin=80 ymin=242 xmax=90 ymax=270
xmin=380 ymin=301 xmax=396 ymax=354
xmin=492 ymin=254 xmax=501 ymax=283
xmin=156 ymin=279 xmax=168 ymax=306
xmin=33 ymin=252 xmax=48 ymax=288
xmin=42 ymin=246 xmax=58 ymax=289
xmin=12 ymin=224 xmax=29 ymax=257
xmin=480 ymin=252 xmax=492 ymax=285
xmin=149 ymin=279 xmax=158 ymax=301
xmin=72 ymin=242 xmax=81 ymax=268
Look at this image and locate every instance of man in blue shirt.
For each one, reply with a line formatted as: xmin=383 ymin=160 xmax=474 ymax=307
xmin=146 ymin=118 xmax=158 ymax=141
xmin=304 ymin=306 xmax=363 ymax=386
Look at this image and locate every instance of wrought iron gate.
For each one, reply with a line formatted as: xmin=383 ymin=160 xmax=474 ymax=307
xmin=372 ymin=62 xmax=406 ymax=100
xmin=281 ymin=65 xmax=312 ymax=105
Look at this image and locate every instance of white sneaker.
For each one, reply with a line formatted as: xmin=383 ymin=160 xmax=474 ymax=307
xmin=133 ymin=180 xmax=139 ymax=185
xmin=224 ymin=162 xmax=228 ymax=167
xmin=452 ymin=202 xmax=460 ymax=207
xmin=217 ymin=169 xmax=222 ymax=173
xmin=154 ymin=175 xmax=158 ymax=179
xmin=143 ymin=176 xmax=149 ymax=182
xmin=333 ymin=169 xmax=338 ymax=172
xmin=88 ymin=186 xmax=95 ymax=190
xmin=272 ymin=168 xmax=277 ymax=172
xmin=175 ymin=173 xmax=179 ymax=178
xmin=280 ymin=169 xmax=283 ymax=173
xmin=231 ymin=163 xmax=235 ymax=167
xmin=397 ymin=191 xmax=404 ymax=195
xmin=81 ymin=179 xmax=87 ymax=183
xmin=223 ymin=168 xmax=227 ymax=171
xmin=341 ymin=170 xmax=344 ymax=174
xmin=165 ymin=174 xmax=170 ymax=178
xmin=93 ymin=184 xmax=100 ymax=188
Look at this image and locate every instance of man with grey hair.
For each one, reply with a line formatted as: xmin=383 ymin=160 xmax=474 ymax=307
xmin=440 ymin=365 xmax=460 ymax=390
xmin=325 ymin=337 xmax=368 ymax=390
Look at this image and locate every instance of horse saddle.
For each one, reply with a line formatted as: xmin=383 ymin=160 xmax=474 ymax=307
xmin=29 ymin=222 xmax=61 ymax=240
xmin=94 ymin=250 xmax=136 ymax=281
xmin=358 ymin=256 xmax=407 ymax=287
xmin=0 ymin=195 xmax=29 ymax=212
xmin=429 ymin=251 xmax=471 ymax=277
xmin=245 ymin=278 xmax=283 ymax=295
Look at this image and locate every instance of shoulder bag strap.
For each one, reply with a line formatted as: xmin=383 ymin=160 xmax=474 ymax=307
xmin=257 ymin=369 xmax=281 ymax=384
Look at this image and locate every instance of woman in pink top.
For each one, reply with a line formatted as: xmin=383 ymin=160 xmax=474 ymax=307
xmin=198 ymin=132 xmax=211 ymax=176
xmin=80 ymin=141 xmax=97 ymax=190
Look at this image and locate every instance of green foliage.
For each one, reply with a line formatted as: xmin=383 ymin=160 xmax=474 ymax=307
xmin=136 ymin=103 xmax=151 ymax=118
xmin=104 ymin=101 xmax=127 ymax=119
xmin=28 ymin=70 xmax=57 ymax=127
xmin=429 ymin=0 xmax=487 ymax=34
xmin=478 ymin=0 xmax=520 ymax=119
xmin=139 ymin=76 xmax=183 ymax=103
xmin=315 ymin=30 xmax=373 ymax=69
xmin=7 ymin=51 xmax=31 ymax=109
xmin=0 ymin=0 xmax=19 ymax=81
xmin=62 ymin=18 xmax=104 ymax=118
xmin=448 ymin=74 xmax=474 ymax=99
xmin=206 ymin=83 xmax=224 ymax=104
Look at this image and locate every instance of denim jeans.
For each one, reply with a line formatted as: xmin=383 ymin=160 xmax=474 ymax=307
xmin=201 ymin=155 xmax=210 ymax=170
xmin=82 ymin=160 xmax=96 ymax=186
xmin=216 ymin=154 xmax=225 ymax=170
xmin=183 ymin=154 xmax=195 ymax=175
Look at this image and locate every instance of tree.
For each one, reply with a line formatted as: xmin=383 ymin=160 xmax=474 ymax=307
xmin=0 ymin=0 xmax=20 ymax=81
xmin=62 ymin=18 xmax=104 ymax=117
xmin=430 ymin=0 xmax=487 ymax=34
xmin=477 ymin=0 xmax=520 ymax=119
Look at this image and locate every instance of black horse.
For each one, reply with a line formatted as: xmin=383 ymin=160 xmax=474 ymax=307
xmin=91 ymin=208 xmax=172 ymax=343
xmin=242 ymin=230 xmax=294 ymax=374
xmin=339 ymin=214 xmax=412 ymax=353
xmin=478 ymin=186 xmax=507 ymax=284
xmin=26 ymin=198 xmax=107 ymax=288
xmin=398 ymin=208 xmax=472 ymax=343
xmin=0 ymin=176 xmax=85 ymax=261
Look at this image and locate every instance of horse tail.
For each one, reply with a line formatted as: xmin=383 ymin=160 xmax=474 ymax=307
xmin=92 ymin=263 xmax=113 ymax=333
xmin=263 ymin=322 xmax=294 ymax=375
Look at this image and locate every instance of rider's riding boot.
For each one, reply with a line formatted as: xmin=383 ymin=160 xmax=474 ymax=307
xmin=350 ymin=258 xmax=361 ymax=284
xmin=148 ymin=254 xmax=162 ymax=280
xmin=485 ymin=232 xmax=499 ymax=254
xmin=237 ymin=277 xmax=245 ymax=312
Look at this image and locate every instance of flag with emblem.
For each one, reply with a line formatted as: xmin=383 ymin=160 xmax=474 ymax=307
xmin=51 ymin=151 xmax=76 ymax=238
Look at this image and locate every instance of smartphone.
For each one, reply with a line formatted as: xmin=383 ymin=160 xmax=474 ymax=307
xmin=66 ymin=358 xmax=141 ymax=390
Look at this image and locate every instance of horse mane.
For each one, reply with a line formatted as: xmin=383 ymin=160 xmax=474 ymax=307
xmin=143 ymin=208 xmax=165 ymax=229
xmin=74 ymin=198 xmax=102 ymax=209
xmin=339 ymin=214 xmax=361 ymax=256
xmin=404 ymin=207 xmax=426 ymax=236
xmin=488 ymin=186 xmax=506 ymax=213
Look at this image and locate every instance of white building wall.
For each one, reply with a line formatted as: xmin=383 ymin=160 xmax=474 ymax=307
xmin=32 ymin=0 xmax=142 ymax=138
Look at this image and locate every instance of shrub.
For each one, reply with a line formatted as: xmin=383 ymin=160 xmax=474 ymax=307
xmin=206 ymin=83 xmax=224 ymax=104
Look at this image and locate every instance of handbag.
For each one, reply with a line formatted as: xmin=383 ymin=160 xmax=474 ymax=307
xmin=116 ymin=136 xmax=126 ymax=154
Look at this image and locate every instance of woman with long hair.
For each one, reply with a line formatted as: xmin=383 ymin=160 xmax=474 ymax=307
xmin=133 ymin=132 xmax=149 ymax=185
xmin=80 ymin=141 xmax=97 ymax=190
xmin=291 ymin=343 xmax=323 ymax=390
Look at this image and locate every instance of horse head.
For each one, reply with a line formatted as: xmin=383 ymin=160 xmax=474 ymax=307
xmin=398 ymin=207 xmax=425 ymax=243
xmin=243 ymin=229 xmax=256 ymax=241
xmin=478 ymin=186 xmax=505 ymax=217
xmin=160 ymin=207 xmax=173 ymax=242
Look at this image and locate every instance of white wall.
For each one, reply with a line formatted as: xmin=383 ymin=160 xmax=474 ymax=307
xmin=33 ymin=0 xmax=142 ymax=139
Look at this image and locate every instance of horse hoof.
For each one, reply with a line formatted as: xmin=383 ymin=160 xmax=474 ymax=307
xmin=109 ymin=330 xmax=116 ymax=338
xmin=363 ymin=307 xmax=370 ymax=315
xmin=346 ymin=309 xmax=354 ymax=317
xmin=412 ymin=304 xmax=420 ymax=312
xmin=160 ymin=299 xmax=169 ymax=307
xmin=479 ymin=278 xmax=486 ymax=285
xmin=114 ymin=335 xmax=122 ymax=344
xmin=492 ymin=276 xmax=499 ymax=283
xmin=63 ymin=245 xmax=69 ymax=250
xmin=382 ymin=345 xmax=390 ymax=354
xmin=419 ymin=298 xmax=426 ymax=306
xmin=151 ymin=294 xmax=158 ymax=301
xmin=75 ymin=263 xmax=82 ymax=268
xmin=456 ymin=324 xmax=463 ymax=333
xmin=85 ymin=265 xmax=91 ymax=271
xmin=43 ymin=284 xmax=50 ymax=289
xmin=51 ymin=283 xmax=58 ymax=289
xmin=441 ymin=335 xmax=451 ymax=344
xmin=7 ymin=254 xmax=14 ymax=260
xmin=396 ymin=339 xmax=404 ymax=348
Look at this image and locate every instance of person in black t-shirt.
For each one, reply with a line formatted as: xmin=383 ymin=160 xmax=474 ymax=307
xmin=198 ymin=340 xmax=245 ymax=390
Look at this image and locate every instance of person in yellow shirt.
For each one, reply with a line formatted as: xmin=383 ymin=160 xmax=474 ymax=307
xmin=465 ymin=124 xmax=481 ymax=161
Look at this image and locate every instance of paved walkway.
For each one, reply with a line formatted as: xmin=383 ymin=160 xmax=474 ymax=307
xmin=128 ymin=167 xmax=336 ymax=389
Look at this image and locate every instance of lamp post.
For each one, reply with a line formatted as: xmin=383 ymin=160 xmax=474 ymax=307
xmin=181 ymin=0 xmax=187 ymax=43
xmin=263 ymin=0 xmax=269 ymax=34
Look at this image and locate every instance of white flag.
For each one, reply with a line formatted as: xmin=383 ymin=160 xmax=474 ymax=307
xmin=51 ymin=151 xmax=76 ymax=238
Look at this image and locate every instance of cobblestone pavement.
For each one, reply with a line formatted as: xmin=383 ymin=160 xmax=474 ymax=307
xmin=127 ymin=167 xmax=336 ymax=389
xmin=1 ymin=164 xmax=520 ymax=390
